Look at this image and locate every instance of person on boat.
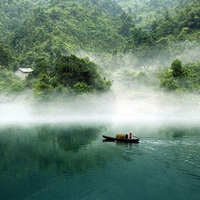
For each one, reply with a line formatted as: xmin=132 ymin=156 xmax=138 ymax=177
xmin=125 ymin=134 xmax=128 ymax=140
xmin=129 ymin=132 xmax=133 ymax=139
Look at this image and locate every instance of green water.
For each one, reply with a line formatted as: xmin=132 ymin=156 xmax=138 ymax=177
xmin=0 ymin=123 xmax=200 ymax=200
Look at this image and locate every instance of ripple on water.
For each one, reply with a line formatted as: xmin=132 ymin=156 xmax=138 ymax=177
xmin=141 ymin=137 xmax=200 ymax=185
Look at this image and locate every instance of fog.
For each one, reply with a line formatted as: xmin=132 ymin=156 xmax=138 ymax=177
xmin=78 ymin=41 xmax=200 ymax=72
xmin=1 ymin=43 xmax=200 ymax=126
xmin=1 ymin=87 xmax=200 ymax=126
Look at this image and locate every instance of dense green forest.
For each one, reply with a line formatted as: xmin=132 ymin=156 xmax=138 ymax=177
xmin=0 ymin=0 xmax=200 ymax=100
xmin=115 ymin=0 xmax=194 ymax=27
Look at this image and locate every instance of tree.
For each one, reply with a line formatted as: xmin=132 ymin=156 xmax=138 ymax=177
xmin=33 ymin=73 xmax=53 ymax=100
xmin=159 ymin=70 xmax=178 ymax=91
xmin=119 ymin=11 xmax=135 ymax=37
xmin=34 ymin=58 xmax=51 ymax=76
xmin=0 ymin=69 xmax=25 ymax=93
xmin=0 ymin=44 xmax=11 ymax=67
xmin=171 ymin=59 xmax=183 ymax=78
xmin=73 ymin=82 xmax=93 ymax=94
xmin=96 ymin=78 xmax=112 ymax=92
xmin=54 ymin=54 xmax=112 ymax=92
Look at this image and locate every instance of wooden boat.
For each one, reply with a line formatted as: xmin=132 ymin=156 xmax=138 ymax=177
xmin=102 ymin=135 xmax=139 ymax=143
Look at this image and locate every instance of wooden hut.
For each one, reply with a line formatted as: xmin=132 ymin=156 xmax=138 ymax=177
xmin=15 ymin=68 xmax=33 ymax=80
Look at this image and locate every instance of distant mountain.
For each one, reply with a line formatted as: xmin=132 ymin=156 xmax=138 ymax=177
xmin=0 ymin=0 xmax=136 ymax=66
xmin=115 ymin=0 xmax=195 ymax=28
xmin=120 ymin=0 xmax=200 ymax=56
xmin=0 ymin=0 xmax=200 ymax=97
xmin=0 ymin=0 xmax=199 ymax=68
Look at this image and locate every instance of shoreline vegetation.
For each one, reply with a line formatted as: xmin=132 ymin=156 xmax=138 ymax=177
xmin=0 ymin=0 xmax=200 ymax=101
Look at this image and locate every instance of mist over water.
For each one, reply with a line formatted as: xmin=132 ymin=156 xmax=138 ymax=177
xmin=1 ymin=44 xmax=200 ymax=126
xmin=1 ymin=48 xmax=200 ymax=200
xmin=0 ymin=88 xmax=200 ymax=126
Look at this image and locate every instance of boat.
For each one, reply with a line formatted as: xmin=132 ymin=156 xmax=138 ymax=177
xmin=102 ymin=135 xmax=139 ymax=143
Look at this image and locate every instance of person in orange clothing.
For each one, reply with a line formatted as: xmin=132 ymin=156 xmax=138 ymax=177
xmin=129 ymin=132 xmax=133 ymax=139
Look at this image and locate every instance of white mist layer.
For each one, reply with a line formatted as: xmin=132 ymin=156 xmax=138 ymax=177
xmin=0 ymin=90 xmax=200 ymax=126
xmin=1 ymin=43 xmax=200 ymax=126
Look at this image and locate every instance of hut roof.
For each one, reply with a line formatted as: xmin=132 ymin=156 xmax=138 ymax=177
xmin=19 ymin=68 xmax=33 ymax=73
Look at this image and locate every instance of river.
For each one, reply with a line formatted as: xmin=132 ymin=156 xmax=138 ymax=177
xmin=0 ymin=123 xmax=200 ymax=200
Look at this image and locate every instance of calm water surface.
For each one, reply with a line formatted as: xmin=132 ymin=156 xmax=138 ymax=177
xmin=0 ymin=123 xmax=200 ymax=200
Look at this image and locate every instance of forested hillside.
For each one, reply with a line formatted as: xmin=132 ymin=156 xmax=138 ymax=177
xmin=115 ymin=0 xmax=194 ymax=27
xmin=0 ymin=0 xmax=200 ymax=100
xmin=1 ymin=0 xmax=129 ymax=66
xmin=120 ymin=0 xmax=200 ymax=64
xmin=1 ymin=0 xmax=199 ymax=65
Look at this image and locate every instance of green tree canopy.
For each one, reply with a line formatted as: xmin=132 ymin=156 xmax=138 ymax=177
xmin=0 ymin=44 xmax=11 ymax=67
xmin=171 ymin=59 xmax=183 ymax=78
xmin=55 ymin=54 xmax=102 ymax=88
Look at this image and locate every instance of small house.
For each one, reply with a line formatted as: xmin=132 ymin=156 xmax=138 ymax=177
xmin=15 ymin=68 xmax=33 ymax=80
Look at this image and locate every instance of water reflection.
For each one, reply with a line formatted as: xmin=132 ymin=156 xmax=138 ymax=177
xmin=0 ymin=125 xmax=106 ymax=173
xmin=0 ymin=124 xmax=200 ymax=200
xmin=56 ymin=127 xmax=98 ymax=151
xmin=0 ymin=124 xmax=111 ymax=200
